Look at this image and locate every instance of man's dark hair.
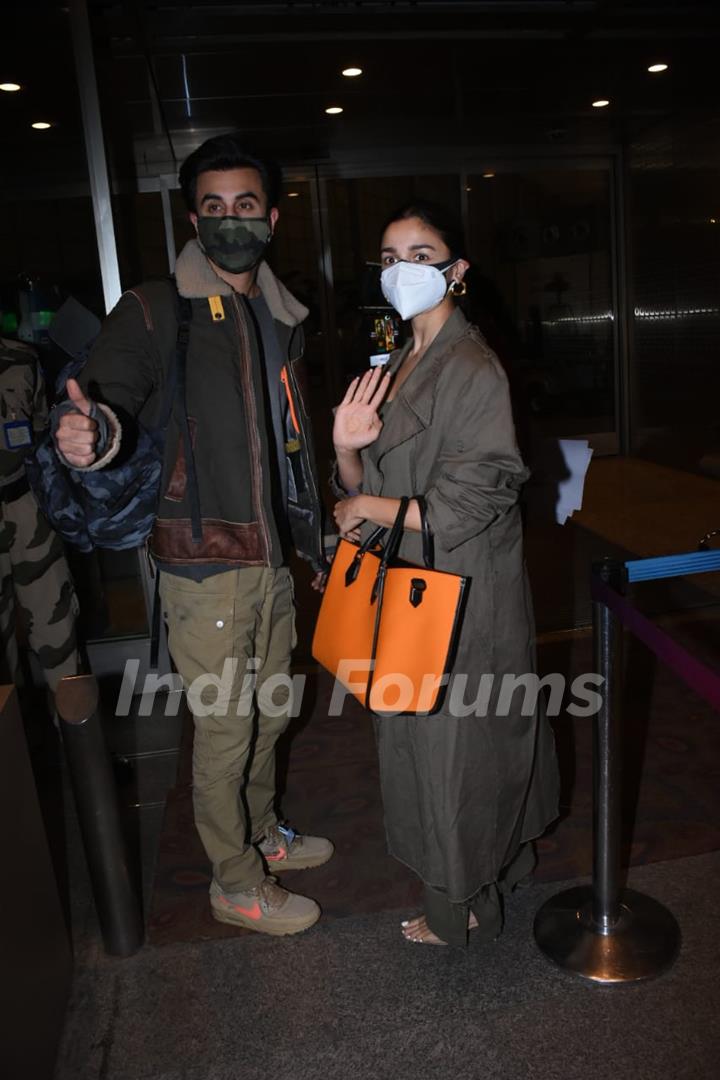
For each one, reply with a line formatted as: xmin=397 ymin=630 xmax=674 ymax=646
xmin=178 ymin=134 xmax=282 ymax=213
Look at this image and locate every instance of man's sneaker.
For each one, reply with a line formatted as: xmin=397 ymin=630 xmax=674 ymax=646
xmin=258 ymin=823 xmax=334 ymax=872
xmin=209 ymin=876 xmax=320 ymax=935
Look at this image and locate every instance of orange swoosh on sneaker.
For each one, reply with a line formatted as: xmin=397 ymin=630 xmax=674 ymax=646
xmin=219 ymin=896 xmax=263 ymax=920
xmin=266 ymin=847 xmax=287 ymax=862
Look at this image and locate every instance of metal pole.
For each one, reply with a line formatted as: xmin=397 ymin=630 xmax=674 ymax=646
xmin=159 ymin=178 xmax=177 ymax=275
xmin=310 ymin=170 xmax=342 ymax=404
xmin=69 ymin=0 xmax=122 ymax=313
xmin=591 ymin=558 xmax=623 ymax=931
xmin=533 ymin=560 xmax=681 ymax=982
xmin=56 ymin=675 xmax=144 ymax=957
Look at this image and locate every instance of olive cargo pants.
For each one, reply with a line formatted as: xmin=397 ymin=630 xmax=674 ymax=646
xmin=160 ymin=566 xmax=296 ymax=893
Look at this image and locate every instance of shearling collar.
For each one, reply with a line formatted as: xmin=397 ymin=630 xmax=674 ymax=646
xmin=174 ymin=238 xmax=308 ymax=327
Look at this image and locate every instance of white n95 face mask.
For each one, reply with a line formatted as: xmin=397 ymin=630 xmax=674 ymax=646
xmin=380 ymin=259 xmax=458 ymax=320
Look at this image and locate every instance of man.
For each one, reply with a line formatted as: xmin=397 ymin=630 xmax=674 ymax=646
xmin=1 ymin=335 xmax=79 ymax=700
xmin=54 ymin=134 xmax=332 ymax=936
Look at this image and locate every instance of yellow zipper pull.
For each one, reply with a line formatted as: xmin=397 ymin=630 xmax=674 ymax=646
xmin=208 ymin=296 xmax=225 ymax=322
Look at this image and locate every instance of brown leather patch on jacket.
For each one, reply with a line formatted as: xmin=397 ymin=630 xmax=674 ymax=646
xmin=164 ymin=418 xmax=197 ymax=502
xmin=150 ymin=518 xmax=266 ymax=565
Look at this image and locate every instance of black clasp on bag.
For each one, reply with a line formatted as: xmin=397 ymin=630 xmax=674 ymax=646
xmin=410 ymin=578 xmax=427 ymax=608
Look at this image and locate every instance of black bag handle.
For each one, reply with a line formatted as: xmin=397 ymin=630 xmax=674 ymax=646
xmin=357 ymin=523 xmax=388 ymax=557
xmin=415 ymin=494 xmax=434 ymax=569
xmin=379 ymin=496 xmax=411 ymax=572
xmin=344 ymin=523 xmax=387 ymax=586
xmin=371 ymin=496 xmax=410 ymax=603
xmin=344 ymin=496 xmax=423 ymax=586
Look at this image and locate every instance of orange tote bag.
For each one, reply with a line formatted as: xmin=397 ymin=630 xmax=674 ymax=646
xmin=312 ymin=525 xmax=385 ymax=704
xmin=312 ymin=498 xmax=467 ymax=716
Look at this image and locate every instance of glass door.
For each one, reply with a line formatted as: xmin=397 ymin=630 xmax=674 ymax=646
xmin=465 ymin=165 xmax=618 ymax=453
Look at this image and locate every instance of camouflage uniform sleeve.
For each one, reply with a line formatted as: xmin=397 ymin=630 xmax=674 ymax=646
xmin=77 ymin=290 xmax=160 ymax=421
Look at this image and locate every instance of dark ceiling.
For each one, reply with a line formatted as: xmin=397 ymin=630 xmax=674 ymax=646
xmin=2 ymin=1 xmax=720 ymax=195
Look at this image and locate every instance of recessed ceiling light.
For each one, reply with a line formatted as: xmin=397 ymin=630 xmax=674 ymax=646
xmin=325 ymin=106 xmax=343 ymax=115
xmin=592 ymin=99 xmax=610 ymax=108
xmin=342 ymin=67 xmax=363 ymax=78
xmin=287 ymin=192 xmax=300 ymax=198
xmin=482 ymin=172 xmax=496 ymax=179
xmin=31 ymin=121 xmax=52 ymax=129
xmin=465 ymin=186 xmax=472 ymax=192
xmin=0 ymin=82 xmax=21 ymax=92
xmin=648 ymin=63 xmax=669 ymax=73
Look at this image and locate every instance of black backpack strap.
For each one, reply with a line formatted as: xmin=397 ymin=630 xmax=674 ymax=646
xmin=173 ymin=292 xmax=203 ymax=544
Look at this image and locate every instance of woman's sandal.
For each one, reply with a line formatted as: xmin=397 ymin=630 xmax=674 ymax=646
xmin=400 ymin=912 xmax=480 ymax=945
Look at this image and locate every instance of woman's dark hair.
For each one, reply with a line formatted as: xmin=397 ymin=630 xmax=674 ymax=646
xmin=381 ymin=199 xmax=529 ymax=452
xmin=178 ymin=133 xmax=282 ymax=213
xmin=381 ymin=200 xmax=467 ymax=261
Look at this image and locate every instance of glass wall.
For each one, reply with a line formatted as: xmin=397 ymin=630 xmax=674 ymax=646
xmin=630 ymin=147 xmax=720 ymax=473
xmin=466 ymin=168 xmax=616 ymax=450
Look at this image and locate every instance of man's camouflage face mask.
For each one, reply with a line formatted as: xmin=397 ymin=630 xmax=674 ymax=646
xmin=196 ymin=215 xmax=272 ymax=273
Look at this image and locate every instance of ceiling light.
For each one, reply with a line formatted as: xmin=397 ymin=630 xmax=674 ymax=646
xmin=0 ymin=82 xmax=21 ymax=92
xmin=465 ymin=186 xmax=472 ymax=192
xmin=31 ymin=121 xmax=52 ymax=129
xmin=710 ymin=218 xmax=717 ymax=225
xmin=592 ymin=99 xmax=610 ymax=108
xmin=342 ymin=67 xmax=363 ymax=78
xmin=325 ymin=106 xmax=343 ymax=115
xmin=287 ymin=192 xmax=300 ymax=198
xmin=648 ymin=63 xmax=669 ymax=73
xmin=482 ymin=172 xmax=496 ymax=179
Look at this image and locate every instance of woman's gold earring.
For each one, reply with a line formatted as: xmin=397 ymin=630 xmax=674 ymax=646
xmin=451 ymin=279 xmax=467 ymax=297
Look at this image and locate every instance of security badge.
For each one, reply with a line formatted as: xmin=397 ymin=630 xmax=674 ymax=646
xmin=3 ymin=419 xmax=33 ymax=450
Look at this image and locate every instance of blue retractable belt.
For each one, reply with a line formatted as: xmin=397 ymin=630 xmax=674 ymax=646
xmin=624 ymin=549 xmax=720 ymax=582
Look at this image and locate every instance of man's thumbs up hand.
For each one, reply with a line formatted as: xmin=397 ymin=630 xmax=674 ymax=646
xmin=55 ymin=378 xmax=100 ymax=468
xmin=65 ymin=377 xmax=93 ymax=417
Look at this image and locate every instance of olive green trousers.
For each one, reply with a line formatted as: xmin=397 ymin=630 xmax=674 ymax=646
xmin=160 ymin=566 xmax=296 ymax=893
xmin=424 ymin=841 xmax=537 ymax=947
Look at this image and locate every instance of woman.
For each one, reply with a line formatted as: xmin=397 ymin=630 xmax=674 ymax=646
xmin=332 ymin=201 xmax=559 ymax=947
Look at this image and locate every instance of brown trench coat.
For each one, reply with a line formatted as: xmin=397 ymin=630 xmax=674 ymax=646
xmin=360 ymin=308 xmax=559 ymax=902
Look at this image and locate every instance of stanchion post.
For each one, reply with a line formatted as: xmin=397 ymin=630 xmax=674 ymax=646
xmin=56 ymin=674 xmax=144 ymax=958
xmin=592 ymin=557 xmax=624 ymax=932
xmin=533 ymin=558 xmax=681 ymax=982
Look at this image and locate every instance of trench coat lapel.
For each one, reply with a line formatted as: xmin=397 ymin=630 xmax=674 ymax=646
xmin=375 ymin=307 xmax=471 ymax=464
